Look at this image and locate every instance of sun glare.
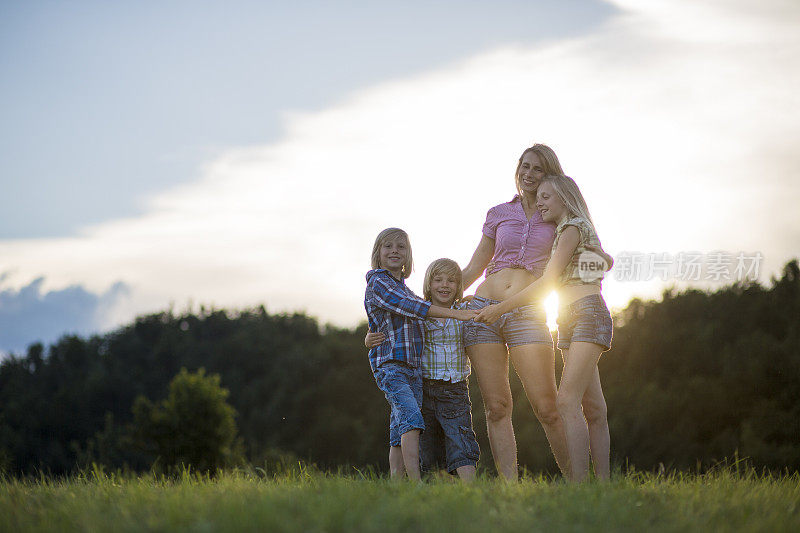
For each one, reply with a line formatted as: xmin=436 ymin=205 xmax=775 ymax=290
xmin=544 ymin=291 xmax=559 ymax=331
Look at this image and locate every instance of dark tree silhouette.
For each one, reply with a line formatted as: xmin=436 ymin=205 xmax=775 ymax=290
xmin=1 ymin=260 xmax=798 ymax=476
xmin=130 ymin=367 xmax=241 ymax=473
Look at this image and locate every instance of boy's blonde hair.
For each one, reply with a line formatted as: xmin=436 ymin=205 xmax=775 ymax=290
xmin=515 ymin=143 xmax=565 ymax=197
xmin=370 ymin=228 xmax=413 ymax=279
xmin=540 ymin=174 xmax=598 ymax=236
xmin=422 ymin=258 xmax=464 ymax=304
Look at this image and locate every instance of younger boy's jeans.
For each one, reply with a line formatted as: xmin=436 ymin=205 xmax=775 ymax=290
xmin=420 ymin=378 xmax=480 ymax=473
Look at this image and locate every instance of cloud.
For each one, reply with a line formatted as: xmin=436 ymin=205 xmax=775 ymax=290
xmin=0 ymin=276 xmax=130 ymax=354
xmin=0 ymin=0 xmax=797 ymax=333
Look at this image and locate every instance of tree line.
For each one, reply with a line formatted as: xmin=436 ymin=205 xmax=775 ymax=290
xmin=1 ymin=260 xmax=798 ymax=476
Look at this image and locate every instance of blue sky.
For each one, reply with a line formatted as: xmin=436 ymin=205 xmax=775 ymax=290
xmin=1 ymin=0 xmax=611 ymax=239
xmin=1 ymin=0 xmax=799 ymax=356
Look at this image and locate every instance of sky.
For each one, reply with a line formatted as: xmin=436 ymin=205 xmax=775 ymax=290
xmin=1 ymin=0 xmax=799 ymax=355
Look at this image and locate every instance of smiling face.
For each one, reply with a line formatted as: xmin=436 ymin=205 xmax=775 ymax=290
xmin=516 ymin=151 xmax=546 ymax=197
xmin=536 ymin=181 xmax=567 ymax=223
xmin=429 ymin=272 xmax=458 ymax=307
xmin=423 ymin=258 xmax=463 ymax=306
xmin=379 ymin=235 xmax=409 ymax=277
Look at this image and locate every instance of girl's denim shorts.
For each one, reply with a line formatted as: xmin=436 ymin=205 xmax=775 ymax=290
xmin=556 ymin=294 xmax=613 ymax=352
xmin=463 ymin=296 xmax=553 ymax=348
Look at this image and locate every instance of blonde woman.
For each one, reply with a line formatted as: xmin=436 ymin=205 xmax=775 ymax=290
xmin=460 ymin=144 xmax=571 ymax=479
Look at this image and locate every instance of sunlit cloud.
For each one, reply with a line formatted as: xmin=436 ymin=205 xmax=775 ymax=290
xmin=0 ymin=0 xmax=797 ymax=341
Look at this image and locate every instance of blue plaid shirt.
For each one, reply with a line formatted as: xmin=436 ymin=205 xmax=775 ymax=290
xmin=365 ymin=269 xmax=431 ymax=373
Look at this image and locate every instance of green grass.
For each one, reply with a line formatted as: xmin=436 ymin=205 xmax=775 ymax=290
xmin=1 ymin=466 xmax=798 ymax=532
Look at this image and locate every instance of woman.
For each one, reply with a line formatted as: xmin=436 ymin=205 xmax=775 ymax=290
xmin=461 ymin=144 xmax=574 ymax=479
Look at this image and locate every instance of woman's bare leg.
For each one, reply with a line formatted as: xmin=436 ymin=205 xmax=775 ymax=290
xmin=509 ymin=343 xmax=569 ymax=475
xmin=467 ymin=343 xmax=517 ymax=480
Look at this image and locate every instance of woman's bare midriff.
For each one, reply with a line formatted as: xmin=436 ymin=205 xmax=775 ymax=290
xmin=474 ymin=268 xmax=539 ymax=302
xmin=474 ymin=267 xmax=601 ymax=306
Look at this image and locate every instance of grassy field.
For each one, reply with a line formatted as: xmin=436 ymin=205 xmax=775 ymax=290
xmin=1 ymin=466 xmax=798 ymax=532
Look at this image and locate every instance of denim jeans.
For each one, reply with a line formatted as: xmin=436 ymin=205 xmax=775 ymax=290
xmin=374 ymin=361 xmax=424 ymax=446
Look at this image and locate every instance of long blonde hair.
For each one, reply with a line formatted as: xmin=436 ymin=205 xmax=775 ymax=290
xmin=540 ymin=174 xmax=598 ymax=236
xmin=370 ymin=228 xmax=413 ymax=279
xmin=515 ymin=143 xmax=565 ymax=197
xmin=422 ymin=258 xmax=463 ymax=304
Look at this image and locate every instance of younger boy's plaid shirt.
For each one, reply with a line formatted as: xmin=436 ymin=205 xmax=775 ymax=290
xmin=421 ymin=310 xmax=471 ymax=382
xmin=365 ymin=269 xmax=431 ymax=373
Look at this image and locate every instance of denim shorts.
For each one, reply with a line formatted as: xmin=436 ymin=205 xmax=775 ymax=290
xmin=374 ymin=361 xmax=425 ymax=447
xmin=556 ymin=294 xmax=613 ymax=351
xmin=420 ymin=379 xmax=480 ymax=473
xmin=463 ymin=296 xmax=553 ymax=348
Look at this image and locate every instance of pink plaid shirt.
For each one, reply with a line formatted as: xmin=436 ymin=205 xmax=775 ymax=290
xmin=482 ymin=195 xmax=556 ymax=278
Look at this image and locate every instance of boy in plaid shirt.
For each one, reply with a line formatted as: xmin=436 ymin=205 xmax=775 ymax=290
xmin=367 ymin=258 xmax=480 ymax=482
xmin=365 ymin=229 xmax=476 ymax=480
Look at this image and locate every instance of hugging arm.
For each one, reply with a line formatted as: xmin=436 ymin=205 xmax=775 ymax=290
xmin=366 ymin=274 xmax=477 ymax=345
xmin=371 ymin=274 xmax=474 ymax=321
xmin=475 ymin=226 xmax=581 ymax=323
xmin=461 ymin=235 xmax=495 ymax=291
xmin=365 ymin=331 xmax=385 ymax=348
xmin=364 ymin=304 xmax=475 ymax=349
xmin=369 ymin=275 xmax=432 ymax=319
xmin=428 ymin=305 xmax=478 ymax=321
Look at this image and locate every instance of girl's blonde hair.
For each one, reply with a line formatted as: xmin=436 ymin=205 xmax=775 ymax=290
xmin=422 ymin=258 xmax=464 ymax=304
xmin=515 ymin=143 xmax=565 ymax=197
xmin=370 ymin=228 xmax=413 ymax=279
xmin=540 ymin=174 xmax=598 ymax=236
